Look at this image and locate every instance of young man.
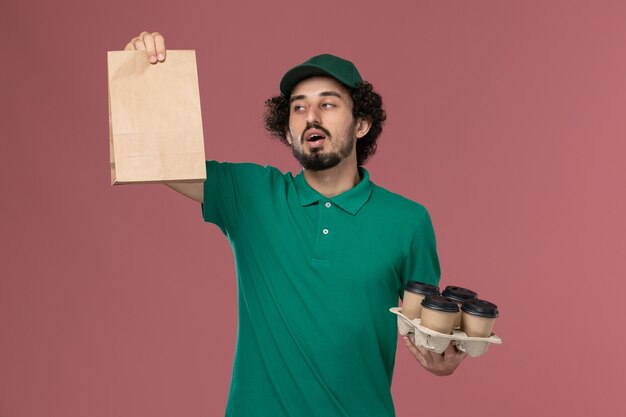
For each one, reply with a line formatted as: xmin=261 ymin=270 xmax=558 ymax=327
xmin=124 ymin=31 xmax=465 ymax=417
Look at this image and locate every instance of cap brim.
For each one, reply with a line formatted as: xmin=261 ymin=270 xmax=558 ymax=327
xmin=280 ymin=64 xmax=348 ymax=97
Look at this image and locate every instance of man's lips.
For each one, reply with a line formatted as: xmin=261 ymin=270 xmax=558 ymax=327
xmin=302 ymin=127 xmax=330 ymax=142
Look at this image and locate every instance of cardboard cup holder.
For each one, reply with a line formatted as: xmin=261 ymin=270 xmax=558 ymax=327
xmin=390 ymin=307 xmax=502 ymax=357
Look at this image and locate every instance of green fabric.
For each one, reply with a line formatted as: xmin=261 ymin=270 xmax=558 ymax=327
xmin=279 ymin=54 xmax=363 ymax=96
xmin=201 ymin=161 xmax=440 ymax=417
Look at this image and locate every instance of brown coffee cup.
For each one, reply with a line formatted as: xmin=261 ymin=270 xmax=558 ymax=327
xmin=461 ymin=299 xmax=499 ymax=337
xmin=442 ymin=286 xmax=478 ymax=328
xmin=419 ymin=295 xmax=459 ymax=335
xmin=402 ymin=281 xmax=439 ymax=320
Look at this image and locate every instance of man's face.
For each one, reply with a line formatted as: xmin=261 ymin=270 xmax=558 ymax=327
xmin=287 ymin=76 xmax=364 ymax=171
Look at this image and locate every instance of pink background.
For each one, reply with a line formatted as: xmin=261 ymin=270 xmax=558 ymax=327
xmin=2 ymin=0 xmax=625 ymax=416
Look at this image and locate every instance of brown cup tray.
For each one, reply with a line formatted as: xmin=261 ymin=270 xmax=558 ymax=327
xmin=389 ymin=307 xmax=502 ymax=357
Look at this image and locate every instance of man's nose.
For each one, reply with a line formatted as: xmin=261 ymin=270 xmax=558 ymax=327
xmin=306 ymin=106 xmax=321 ymax=125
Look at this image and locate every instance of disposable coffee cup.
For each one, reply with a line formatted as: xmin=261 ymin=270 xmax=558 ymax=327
xmin=461 ymin=299 xmax=499 ymax=337
xmin=419 ymin=295 xmax=459 ymax=335
xmin=402 ymin=281 xmax=439 ymax=320
xmin=442 ymin=286 xmax=478 ymax=328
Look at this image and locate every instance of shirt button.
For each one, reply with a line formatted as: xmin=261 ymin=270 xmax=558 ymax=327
xmin=325 ymin=202 xmax=332 ymax=208
xmin=322 ymin=229 xmax=329 ymax=235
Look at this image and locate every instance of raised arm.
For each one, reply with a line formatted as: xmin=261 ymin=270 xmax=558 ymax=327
xmin=124 ymin=31 xmax=205 ymax=204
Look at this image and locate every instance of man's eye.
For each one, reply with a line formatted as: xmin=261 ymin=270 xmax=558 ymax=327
xmin=293 ymin=105 xmax=305 ymax=112
xmin=322 ymin=103 xmax=335 ymax=108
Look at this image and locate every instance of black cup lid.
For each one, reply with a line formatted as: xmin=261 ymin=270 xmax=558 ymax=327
xmin=461 ymin=299 xmax=499 ymax=318
xmin=441 ymin=286 xmax=478 ymax=302
xmin=405 ymin=281 xmax=440 ymax=296
xmin=420 ymin=295 xmax=459 ymax=313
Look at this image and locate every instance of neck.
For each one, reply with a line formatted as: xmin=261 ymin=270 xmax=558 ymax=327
xmin=303 ymin=158 xmax=361 ymax=198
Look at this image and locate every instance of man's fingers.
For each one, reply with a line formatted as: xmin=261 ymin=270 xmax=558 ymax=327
xmin=444 ymin=344 xmax=467 ymax=365
xmin=416 ymin=346 xmax=435 ymax=368
xmin=140 ymin=32 xmax=158 ymax=63
xmin=403 ymin=337 xmax=429 ymax=368
xmin=441 ymin=344 xmax=456 ymax=364
xmin=132 ymin=37 xmax=146 ymax=50
xmin=403 ymin=336 xmax=419 ymax=356
xmin=405 ymin=338 xmax=465 ymax=376
xmin=414 ymin=353 xmax=428 ymax=368
xmin=153 ymin=32 xmax=166 ymax=61
xmin=430 ymin=349 xmax=446 ymax=366
xmin=123 ymin=32 xmax=166 ymax=63
xmin=124 ymin=32 xmax=166 ymax=64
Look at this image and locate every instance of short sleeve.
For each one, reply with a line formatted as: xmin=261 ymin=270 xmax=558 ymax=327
xmin=200 ymin=160 xmax=269 ymax=237
xmin=399 ymin=210 xmax=441 ymax=296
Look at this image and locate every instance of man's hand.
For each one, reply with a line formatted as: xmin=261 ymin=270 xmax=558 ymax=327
xmin=402 ymin=335 xmax=466 ymax=376
xmin=124 ymin=31 xmax=167 ymax=64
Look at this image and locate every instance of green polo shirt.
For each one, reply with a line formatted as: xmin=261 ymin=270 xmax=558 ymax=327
xmin=201 ymin=160 xmax=440 ymax=417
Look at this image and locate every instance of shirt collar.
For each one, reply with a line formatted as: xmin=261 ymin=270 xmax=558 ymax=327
xmin=294 ymin=168 xmax=373 ymax=215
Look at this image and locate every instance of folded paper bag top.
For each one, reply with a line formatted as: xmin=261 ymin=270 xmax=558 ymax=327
xmin=107 ymin=50 xmax=206 ymax=184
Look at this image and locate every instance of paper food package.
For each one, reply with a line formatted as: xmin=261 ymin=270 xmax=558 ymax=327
xmin=107 ymin=50 xmax=206 ymax=184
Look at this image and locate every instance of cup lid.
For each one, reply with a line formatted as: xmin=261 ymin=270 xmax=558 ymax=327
xmin=405 ymin=281 xmax=439 ymax=296
xmin=441 ymin=286 xmax=478 ymax=302
xmin=420 ymin=295 xmax=459 ymax=313
xmin=461 ymin=299 xmax=499 ymax=318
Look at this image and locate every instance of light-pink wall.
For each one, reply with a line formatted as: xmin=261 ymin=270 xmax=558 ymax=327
xmin=2 ymin=1 xmax=625 ymax=416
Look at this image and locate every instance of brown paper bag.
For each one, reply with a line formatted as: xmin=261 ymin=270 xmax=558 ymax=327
xmin=107 ymin=50 xmax=206 ymax=185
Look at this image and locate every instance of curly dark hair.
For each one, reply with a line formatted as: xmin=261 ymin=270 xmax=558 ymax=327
xmin=264 ymin=81 xmax=386 ymax=166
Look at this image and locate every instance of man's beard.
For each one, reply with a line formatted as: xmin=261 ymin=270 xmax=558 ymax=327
xmin=291 ymin=122 xmax=357 ymax=171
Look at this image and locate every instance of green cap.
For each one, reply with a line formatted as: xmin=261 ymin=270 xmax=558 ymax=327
xmin=280 ymin=54 xmax=363 ymax=96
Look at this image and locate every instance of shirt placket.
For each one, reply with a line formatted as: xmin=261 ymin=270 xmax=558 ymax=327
xmin=312 ymin=200 xmax=334 ymax=264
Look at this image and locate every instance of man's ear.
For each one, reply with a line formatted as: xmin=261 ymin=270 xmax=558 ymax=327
xmin=355 ymin=117 xmax=372 ymax=139
xmin=286 ymin=129 xmax=294 ymax=145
